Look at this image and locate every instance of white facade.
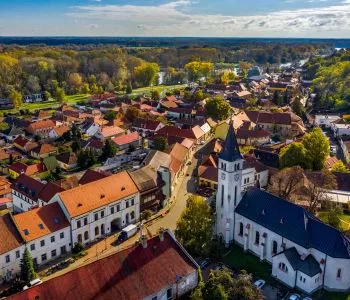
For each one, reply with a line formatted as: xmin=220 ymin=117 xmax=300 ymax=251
xmin=0 ymin=245 xmax=25 ymax=283
xmin=12 ymin=190 xmax=37 ymax=213
xmin=314 ymin=115 xmax=340 ymax=128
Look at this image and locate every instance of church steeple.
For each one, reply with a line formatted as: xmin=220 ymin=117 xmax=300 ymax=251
xmin=219 ymin=121 xmax=242 ymax=162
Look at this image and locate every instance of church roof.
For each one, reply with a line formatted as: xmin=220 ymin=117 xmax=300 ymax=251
xmin=219 ymin=122 xmax=242 ymax=162
xmin=236 ymin=187 xmax=350 ymax=259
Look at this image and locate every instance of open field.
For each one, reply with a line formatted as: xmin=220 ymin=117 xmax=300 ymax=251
xmin=318 ymin=211 xmax=350 ymax=231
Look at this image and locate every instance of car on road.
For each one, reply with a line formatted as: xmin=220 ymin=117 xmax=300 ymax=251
xmin=23 ymin=278 xmax=42 ymax=290
xmin=254 ymin=279 xmax=266 ymax=290
xmin=198 ymin=258 xmax=211 ymax=269
xmin=330 ymin=145 xmax=337 ymax=155
xmin=288 ymin=293 xmax=301 ymax=300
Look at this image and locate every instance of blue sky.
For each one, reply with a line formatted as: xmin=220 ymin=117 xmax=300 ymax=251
xmin=0 ymin=0 xmax=350 ymax=37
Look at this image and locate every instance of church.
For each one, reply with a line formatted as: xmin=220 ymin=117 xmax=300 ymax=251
xmin=216 ymin=122 xmax=350 ymax=294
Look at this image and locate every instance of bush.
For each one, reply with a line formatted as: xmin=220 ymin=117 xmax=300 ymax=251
xmin=72 ymin=242 xmax=84 ymax=254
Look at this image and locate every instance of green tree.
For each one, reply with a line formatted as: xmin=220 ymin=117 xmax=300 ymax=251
xmin=153 ymin=136 xmax=168 ymax=151
xmin=302 ymin=127 xmax=330 ymax=171
xmin=134 ymin=62 xmax=160 ymax=87
xmin=126 ymin=81 xmax=133 ymax=94
xmin=9 ymin=89 xmax=23 ymax=109
xmin=104 ymin=110 xmax=117 ymax=122
xmin=90 ymin=83 xmax=98 ymax=94
xmin=292 ymin=97 xmax=304 ymax=117
xmin=141 ymin=209 xmax=153 ymax=221
xmin=272 ymin=90 xmax=283 ymax=106
xmin=332 ymin=161 xmax=350 ymax=173
xmin=193 ymin=89 xmax=205 ymax=102
xmin=125 ymin=107 xmax=142 ymax=122
xmin=81 ymin=83 xmax=90 ymax=94
xmin=151 ymin=89 xmax=160 ymax=100
xmin=102 ymin=139 xmax=117 ymax=160
xmin=56 ymin=87 xmax=66 ymax=103
xmin=20 ymin=247 xmax=37 ymax=283
xmin=327 ymin=207 xmax=343 ymax=230
xmin=0 ymin=122 xmax=9 ymax=133
xmin=71 ymin=140 xmax=81 ymax=153
xmin=205 ymin=96 xmax=231 ymax=121
xmin=279 ymin=142 xmax=310 ymax=169
xmin=185 ymin=61 xmax=214 ymax=82
xmin=175 ymin=195 xmax=214 ymax=256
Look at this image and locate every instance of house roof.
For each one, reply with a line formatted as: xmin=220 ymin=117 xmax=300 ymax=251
xmin=112 ymin=132 xmax=140 ymax=146
xmin=13 ymin=202 xmax=70 ymax=242
xmin=100 ymin=126 xmax=124 ymax=138
xmin=59 ymin=171 xmax=138 ymax=218
xmin=278 ymin=247 xmax=322 ymax=277
xmin=2 ymin=125 xmax=24 ymax=136
xmin=236 ymin=187 xmax=350 ymax=259
xmin=52 ymin=126 xmax=70 ymax=137
xmin=54 ymin=176 xmax=79 ymax=190
xmin=9 ymin=230 xmax=198 ymax=300
xmin=129 ymin=166 xmax=158 ymax=192
xmin=56 ymin=152 xmax=77 ymax=165
xmin=198 ymin=165 xmax=218 ymax=183
xmin=245 ymin=111 xmax=292 ymax=125
xmin=0 ymin=176 xmax=11 ymax=196
xmin=27 ymin=120 xmax=55 ymax=132
xmin=13 ymin=136 xmax=30 ymax=148
xmin=78 ymin=169 xmax=109 ymax=185
xmin=156 ymin=126 xmax=198 ymax=140
xmin=31 ymin=143 xmax=57 ymax=155
xmin=133 ymin=119 xmax=162 ymax=131
xmin=237 ymin=128 xmax=271 ymax=139
xmin=253 ymin=149 xmax=280 ymax=169
xmin=38 ymin=182 xmax=65 ymax=203
xmin=219 ymin=122 xmax=242 ymax=162
xmin=142 ymin=150 xmax=171 ymax=170
xmin=168 ymin=143 xmax=188 ymax=164
xmin=12 ymin=174 xmax=46 ymax=202
xmin=0 ymin=213 xmax=23 ymax=255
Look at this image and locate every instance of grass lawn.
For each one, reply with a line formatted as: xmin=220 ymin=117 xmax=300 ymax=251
xmin=223 ymin=244 xmax=272 ymax=282
xmin=129 ymin=84 xmax=187 ymax=97
xmin=318 ymin=211 xmax=350 ymax=231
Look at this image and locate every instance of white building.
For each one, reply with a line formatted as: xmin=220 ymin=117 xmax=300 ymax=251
xmin=216 ymin=123 xmax=350 ymax=294
xmin=51 ymin=171 xmax=140 ymax=245
xmin=314 ymin=114 xmax=340 ymax=128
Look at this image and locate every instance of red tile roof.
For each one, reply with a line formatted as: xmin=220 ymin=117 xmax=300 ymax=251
xmin=12 ymin=174 xmax=46 ymax=201
xmin=9 ymin=162 xmax=45 ymax=176
xmin=38 ymin=182 xmax=65 ymax=203
xmin=78 ymin=169 xmax=109 ymax=185
xmin=9 ymin=231 xmax=198 ymax=300
xmin=0 ymin=213 xmax=23 ymax=255
xmin=245 ymin=111 xmax=292 ymax=125
xmin=13 ymin=202 xmax=70 ymax=242
xmin=112 ymin=132 xmax=140 ymax=146
xmin=27 ymin=120 xmax=55 ymax=133
xmin=13 ymin=136 xmax=30 ymax=148
xmin=198 ymin=165 xmax=218 ymax=183
xmin=31 ymin=143 xmax=57 ymax=155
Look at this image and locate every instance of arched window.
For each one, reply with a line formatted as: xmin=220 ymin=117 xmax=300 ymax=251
xmin=84 ymin=231 xmax=89 ymax=241
xmin=95 ymin=226 xmax=99 ymax=236
xmin=337 ymin=268 xmax=342 ymax=279
xmin=239 ymin=223 xmax=244 ymax=236
xmin=272 ymin=240 xmax=278 ymax=255
xmin=77 ymin=234 xmax=82 ymax=243
xmin=255 ymin=231 xmax=260 ymax=245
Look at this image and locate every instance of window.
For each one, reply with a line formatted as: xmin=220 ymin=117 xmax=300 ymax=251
xmin=61 ymin=246 xmax=67 ymax=255
xmin=41 ymin=253 xmax=47 ymax=262
xmin=30 ymin=244 xmax=35 ymax=251
xmin=337 ymin=268 xmax=342 ymax=279
xmin=101 ymin=211 xmax=104 ymax=218
xmin=84 ymin=218 xmax=88 ymax=226
xmin=255 ymin=231 xmax=260 ymax=245
xmin=110 ymin=206 xmax=115 ymax=214
xmin=126 ymin=201 xmax=129 ymax=208
xmin=95 ymin=226 xmax=99 ymax=236
xmin=167 ymin=288 xmax=173 ymax=300
xmin=16 ymin=250 xmax=20 ymax=259
xmin=51 ymin=249 xmax=57 ymax=257
xmin=78 ymin=234 xmax=83 ymax=243
xmin=40 ymin=240 xmax=45 ymax=247
xmin=131 ymin=211 xmax=135 ymax=219
xmin=239 ymin=222 xmax=243 ymax=236
xmin=117 ymin=204 xmax=120 ymax=212
xmin=60 ymin=232 xmax=64 ymax=239
xmin=84 ymin=231 xmax=89 ymax=241
xmin=272 ymin=241 xmax=278 ymax=255
xmin=278 ymin=262 xmax=288 ymax=273
xmin=77 ymin=220 xmax=81 ymax=228
xmin=234 ymin=186 xmax=237 ymax=206
xmin=94 ymin=213 xmax=98 ymax=221
xmin=5 ymin=255 xmax=10 ymax=263
xmin=131 ymin=199 xmax=135 ymax=206
xmin=51 ymin=236 xmax=55 ymax=243
xmin=221 ymin=185 xmax=224 ymax=207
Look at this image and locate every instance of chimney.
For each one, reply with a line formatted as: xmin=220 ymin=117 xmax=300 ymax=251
xmin=159 ymin=227 xmax=165 ymax=242
xmin=140 ymin=234 xmax=147 ymax=248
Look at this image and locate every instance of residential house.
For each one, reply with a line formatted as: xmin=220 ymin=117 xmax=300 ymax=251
xmin=167 ymin=107 xmax=194 ymax=119
xmin=332 ymin=123 xmax=350 ymax=138
xmin=30 ymin=144 xmax=57 ymax=159
xmin=132 ymin=119 xmax=165 ymax=136
xmin=48 ymin=126 xmax=70 ymax=141
xmin=13 ymin=202 xmax=71 ymax=268
xmin=37 ymin=183 xmax=65 ymax=207
xmin=0 ymin=176 xmax=12 ymax=199
xmin=13 ymin=136 xmax=39 ymax=153
xmin=314 ymin=114 xmax=340 ymax=128
xmin=26 ymin=120 xmax=56 ymax=139
xmin=112 ymin=132 xmax=141 ymax=150
xmin=8 ymin=162 xmax=46 ymax=179
xmin=95 ymin=125 xmax=125 ymax=141
xmin=78 ymin=169 xmax=109 ymax=185
xmin=236 ymin=127 xmax=271 ymax=146
xmin=168 ymin=143 xmax=190 ymax=185
xmin=83 ymin=137 xmax=104 ymax=155
xmin=9 ymin=229 xmax=199 ymax=300
xmin=56 ymin=152 xmax=78 ymax=170
xmin=52 ymin=171 xmax=140 ymax=244
xmin=0 ymin=126 xmax=25 ymax=142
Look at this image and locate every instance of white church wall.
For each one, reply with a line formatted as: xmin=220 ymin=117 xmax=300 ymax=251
xmin=272 ymin=254 xmax=296 ymax=288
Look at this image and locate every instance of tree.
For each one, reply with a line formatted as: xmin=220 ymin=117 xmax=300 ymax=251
xmin=239 ymin=61 xmax=253 ymax=78
xmin=151 ymin=89 xmax=160 ymax=100
xmin=25 ymin=75 xmax=41 ymax=94
xmin=205 ymin=96 xmax=231 ymax=121
xmin=67 ymin=72 xmax=83 ymax=89
xmin=332 ymin=161 xmax=350 ymax=173
xmin=193 ymin=89 xmax=205 ymax=102
xmin=302 ymin=127 xmax=330 ymax=171
xmin=20 ymin=247 xmax=37 ymax=283
xmin=175 ymin=195 xmax=214 ymax=256
xmin=153 ymin=136 xmax=168 ymax=151
xmin=192 ymin=269 xmax=262 ymax=300
xmin=125 ymin=107 xmax=142 ymax=122
xmin=327 ymin=207 xmax=343 ymax=230
xmin=126 ymin=81 xmax=133 ymax=94
xmin=292 ymin=97 xmax=304 ymax=117
xmin=220 ymin=71 xmax=237 ymax=84
xmin=279 ymin=142 xmax=310 ymax=169
xmin=269 ymin=166 xmax=305 ymax=201
xmin=134 ymin=62 xmax=160 ymax=87
xmin=141 ymin=209 xmax=153 ymax=221
xmin=185 ymin=61 xmax=214 ymax=82
xmin=9 ymin=89 xmax=23 ymax=109
xmin=71 ymin=140 xmax=81 ymax=153
xmin=90 ymin=83 xmax=98 ymax=94
xmin=272 ymin=90 xmax=283 ymax=106
xmin=104 ymin=110 xmax=117 ymax=122
xmin=0 ymin=122 xmax=9 ymax=133
xmin=81 ymin=83 xmax=90 ymax=94
xmin=102 ymin=139 xmax=117 ymax=160
xmin=56 ymin=87 xmax=65 ymax=103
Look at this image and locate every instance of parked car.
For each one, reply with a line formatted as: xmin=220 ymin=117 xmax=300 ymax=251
xmin=23 ymin=278 xmax=42 ymax=290
xmin=198 ymin=258 xmax=211 ymax=269
xmin=302 ymin=297 xmax=312 ymax=300
xmin=330 ymin=145 xmax=337 ymax=155
xmin=288 ymin=294 xmax=301 ymax=300
xmin=254 ymin=279 xmax=266 ymax=290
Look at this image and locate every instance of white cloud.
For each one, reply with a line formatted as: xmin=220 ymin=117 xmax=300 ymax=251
xmin=66 ymin=0 xmax=350 ymax=37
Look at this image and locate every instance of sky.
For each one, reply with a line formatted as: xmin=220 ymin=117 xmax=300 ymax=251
xmin=0 ymin=0 xmax=350 ymax=37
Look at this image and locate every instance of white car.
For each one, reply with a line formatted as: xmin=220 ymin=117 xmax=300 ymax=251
xmin=23 ymin=278 xmax=42 ymax=290
xmin=330 ymin=145 xmax=337 ymax=155
xmin=254 ymin=279 xmax=265 ymax=289
xmin=289 ymin=294 xmax=301 ymax=300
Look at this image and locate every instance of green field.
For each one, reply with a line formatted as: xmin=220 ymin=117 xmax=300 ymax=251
xmin=129 ymin=84 xmax=188 ymax=97
xmin=318 ymin=211 xmax=350 ymax=231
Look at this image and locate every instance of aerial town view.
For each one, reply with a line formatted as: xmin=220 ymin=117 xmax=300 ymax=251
xmin=0 ymin=1 xmax=350 ymax=299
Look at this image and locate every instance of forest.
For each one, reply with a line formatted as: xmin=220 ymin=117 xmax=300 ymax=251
xmin=304 ymin=49 xmax=350 ymax=112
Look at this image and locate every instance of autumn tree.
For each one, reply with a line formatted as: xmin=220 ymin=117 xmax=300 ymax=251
xmin=134 ymin=62 xmax=160 ymax=87
xmin=9 ymin=89 xmax=23 ymax=108
xmin=184 ymin=61 xmax=214 ymax=82
xmin=205 ymin=96 xmax=231 ymax=121
xmin=151 ymin=89 xmax=160 ymax=100
xmin=67 ymin=72 xmax=83 ymax=91
xmin=279 ymin=142 xmax=310 ymax=169
xmin=331 ymin=161 xmax=350 ymax=173
xmin=175 ymin=195 xmax=214 ymax=256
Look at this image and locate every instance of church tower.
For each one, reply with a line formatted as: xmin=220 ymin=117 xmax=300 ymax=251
xmin=216 ymin=121 xmax=243 ymax=246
